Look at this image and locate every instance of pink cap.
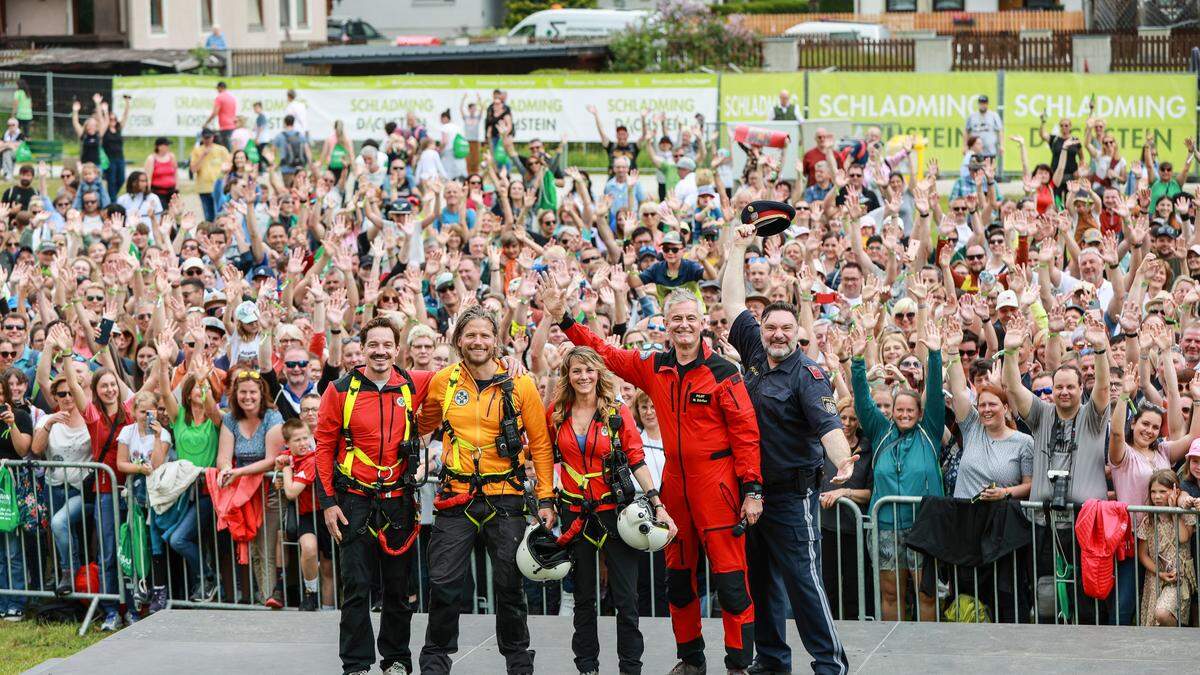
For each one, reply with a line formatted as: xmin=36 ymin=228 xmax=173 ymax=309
xmin=1188 ymin=438 xmax=1200 ymax=459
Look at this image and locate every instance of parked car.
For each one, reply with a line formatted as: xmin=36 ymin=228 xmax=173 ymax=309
xmin=782 ymin=20 xmax=891 ymax=41
xmin=507 ymin=9 xmax=649 ymax=40
xmin=327 ymin=17 xmax=388 ymax=44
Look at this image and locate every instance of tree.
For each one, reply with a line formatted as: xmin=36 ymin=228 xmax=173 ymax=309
xmin=608 ymin=0 xmax=761 ymax=73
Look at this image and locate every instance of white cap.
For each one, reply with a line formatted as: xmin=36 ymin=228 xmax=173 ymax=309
xmin=996 ymin=290 xmax=1019 ymax=309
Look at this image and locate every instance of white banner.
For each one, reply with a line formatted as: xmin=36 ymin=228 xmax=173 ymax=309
xmin=113 ymin=74 xmax=719 ymax=144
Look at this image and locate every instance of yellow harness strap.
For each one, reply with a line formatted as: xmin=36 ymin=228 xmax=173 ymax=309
xmin=336 ymin=374 xmax=413 ymax=487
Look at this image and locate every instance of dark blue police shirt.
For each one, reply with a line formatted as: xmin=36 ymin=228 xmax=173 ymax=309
xmin=728 ymin=309 xmax=842 ymax=476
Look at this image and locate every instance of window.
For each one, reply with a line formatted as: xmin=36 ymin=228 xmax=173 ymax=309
xmin=886 ymin=0 xmax=917 ymax=10
xmin=279 ymin=0 xmax=290 ymax=28
xmin=933 ymin=0 xmax=965 ymax=9
xmin=150 ymin=0 xmax=165 ymax=32
xmin=200 ymin=0 xmax=213 ymax=29
xmin=296 ymin=0 xmax=308 ymax=28
xmin=247 ymin=0 xmax=263 ymax=29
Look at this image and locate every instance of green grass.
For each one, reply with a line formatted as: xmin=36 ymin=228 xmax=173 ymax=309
xmin=0 ymin=619 xmax=107 ymax=674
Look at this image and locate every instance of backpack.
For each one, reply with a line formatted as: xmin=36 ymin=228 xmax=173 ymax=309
xmin=281 ymin=131 xmax=306 ymax=169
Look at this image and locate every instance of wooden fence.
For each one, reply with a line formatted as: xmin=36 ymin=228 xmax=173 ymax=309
xmin=1110 ymin=32 xmax=1200 ymax=72
xmin=228 ymin=48 xmax=328 ymax=76
xmin=952 ymin=33 xmax=1073 ymax=71
xmin=796 ymin=38 xmax=914 ymax=71
xmin=742 ymin=10 xmax=1085 ymax=37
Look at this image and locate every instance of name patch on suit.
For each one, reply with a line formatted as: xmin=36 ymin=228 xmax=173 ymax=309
xmin=690 ymin=392 xmax=712 ymax=405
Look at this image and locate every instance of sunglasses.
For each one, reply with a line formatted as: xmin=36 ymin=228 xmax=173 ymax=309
xmin=895 ymin=312 xmax=916 ymax=319
xmin=1033 ymin=387 xmax=1053 ymax=396
xmin=468 ymin=179 xmax=482 ymax=185
xmin=640 ymin=342 xmax=665 ymax=351
xmin=285 ymin=360 xmax=309 ymax=369
xmin=799 ymin=338 xmax=811 ymax=347
xmin=53 ymin=390 xmax=71 ymax=399
xmin=647 ymin=323 xmax=666 ymax=332
xmin=83 ymin=200 xmax=98 ymax=205
xmin=796 ymin=204 xmax=810 ymax=210
xmin=901 ymin=360 xmax=921 ymax=368
xmin=137 ymin=313 xmax=152 ymax=320
xmin=54 ymin=201 xmax=69 ymax=207
xmin=662 ymin=246 xmax=682 ymax=254
xmin=184 ymin=340 xmax=197 ymax=348
xmin=989 ymin=239 xmax=1005 ymax=246
xmin=580 ymin=256 xmax=600 ymax=264
xmin=0 ymin=351 xmax=14 ymax=358
xmin=952 ymin=207 xmax=968 ymax=213
xmin=185 ymin=269 xmax=204 ymax=276
xmin=966 ymin=254 xmax=985 ymax=260
xmin=3 ymin=324 xmax=24 ymax=331
xmin=847 ymin=173 xmax=863 ymax=178
xmin=86 ymin=295 xmax=104 ymax=302
xmin=960 ymin=349 xmax=977 ymax=358
xmin=236 ymin=370 xmax=261 ymax=380
xmin=642 ymin=211 xmax=659 ymax=218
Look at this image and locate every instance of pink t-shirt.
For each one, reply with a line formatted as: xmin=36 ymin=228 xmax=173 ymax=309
xmin=215 ymin=91 xmax=238 ymax=131
xmin=1110 ymin=444 xmax=1170 ymax=523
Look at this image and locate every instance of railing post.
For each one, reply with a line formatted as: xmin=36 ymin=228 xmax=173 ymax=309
xmin=45 ymin=71 xmax=54 ymax=141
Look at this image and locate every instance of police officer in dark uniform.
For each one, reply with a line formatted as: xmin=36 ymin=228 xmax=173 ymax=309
xmin=723 ymin=205 xmax=855 ymax=675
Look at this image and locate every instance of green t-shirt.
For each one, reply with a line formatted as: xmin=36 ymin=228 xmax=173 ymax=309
xmin=14 ymin=90 xmax=32 ymax=121
xmin=1150 ymin=179 xmax=1182 ymax=211
xmin=173 ymin=407 xmax=218 ymax=468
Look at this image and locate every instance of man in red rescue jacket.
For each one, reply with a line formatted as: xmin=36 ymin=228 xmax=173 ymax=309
xmin=544 ymin=287 xmax=764 ymax=675
xmin=315 ymin=317 xmax=433 ymax=675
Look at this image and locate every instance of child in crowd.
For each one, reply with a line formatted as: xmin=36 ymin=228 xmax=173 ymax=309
xmin=276 ymin=417 xmax=331 ymax=611
xmin=71 ymin=161 xmax=110 ymax=209
xmin=1137 ymin=469 xmax=1197 ymax=626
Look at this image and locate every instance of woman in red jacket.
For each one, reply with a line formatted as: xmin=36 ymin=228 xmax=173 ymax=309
xmin=546 ymin=346 xmax=676 ymax=675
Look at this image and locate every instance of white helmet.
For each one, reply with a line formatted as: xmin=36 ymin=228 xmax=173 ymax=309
xmin=516 ymin=523 xmax=571 ymax=582
xmin=617 ymin=498 xmax=672 ymax=552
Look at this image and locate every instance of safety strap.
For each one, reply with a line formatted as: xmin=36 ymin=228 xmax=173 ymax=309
xmin=355 ymin=495 xmax=421 ymax=557
xmin=437 ymin=364 xmax=526 ymax=503
xmin=336 ymin=372 xmax=416 ymax=491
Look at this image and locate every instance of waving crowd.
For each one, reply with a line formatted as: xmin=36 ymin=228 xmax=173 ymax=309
xmin=0 ymin=85 xmax=1198 ymax=671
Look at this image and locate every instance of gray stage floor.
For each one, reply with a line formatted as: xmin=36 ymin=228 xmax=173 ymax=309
xmin=31 ymin=610 xmax=1193 ymax=674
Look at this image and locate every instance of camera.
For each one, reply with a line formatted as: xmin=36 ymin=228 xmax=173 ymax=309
xmin=495 ymin=416 xmax=524 ymax=460
xmin=1048 ymin=469 xmax=1071 ymax=510
xmin=604 ymin=451 xmax=636 ymax=506
xmin=401 ymin=437 xmax=423 ymax=486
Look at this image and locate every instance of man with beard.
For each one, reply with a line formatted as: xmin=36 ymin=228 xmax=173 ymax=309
xmin=548 ymin=287 xmax=762 ymax=675
xmin=417 ymin=306 xmax=554 ymax=675
xmin=724 ymin=223 xmax=853 ymax=675
xmin=316 ymin=317 xmax=433 ymax=675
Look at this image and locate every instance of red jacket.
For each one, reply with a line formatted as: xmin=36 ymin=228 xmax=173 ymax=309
xmin=315 ymin=366 xmax=433 ymax=508
xmin=206 ymin=469 xmax=264 ymax=565
xmin=1075 ymin=498 xmax=1134 ymax=600
xmin=547 ymin=401 xmax=644 ymax=511
xmin=563 ymin=320 xmax=762 ymax=495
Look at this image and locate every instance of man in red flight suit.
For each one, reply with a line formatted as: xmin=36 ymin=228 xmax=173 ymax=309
xmin=546 ymin=287 xmax=763 ymax=675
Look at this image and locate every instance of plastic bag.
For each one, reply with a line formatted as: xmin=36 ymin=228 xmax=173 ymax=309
xmin=0 ymin=469 xmax=18 ymax=532
xmin=453 ymin=134 xmax=469 ymax=159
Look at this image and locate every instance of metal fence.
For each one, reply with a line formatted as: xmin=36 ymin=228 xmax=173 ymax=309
xmin=5 ymin=459 xmax=1200 ymax=633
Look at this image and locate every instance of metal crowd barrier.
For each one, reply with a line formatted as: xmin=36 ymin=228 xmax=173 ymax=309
xmin=870 ymin=496 xmax=1200 ymax=627
xmin=0 ymin=459 xmax=124 ymax=635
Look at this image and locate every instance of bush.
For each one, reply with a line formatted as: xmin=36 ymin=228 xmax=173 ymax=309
xmin=608 ymin=0 xmax=761 ymax=72
xmin=505 ymin=0 xmax=598 ymax=28
xmin=712 ymin=0 xmax=812 ymax=16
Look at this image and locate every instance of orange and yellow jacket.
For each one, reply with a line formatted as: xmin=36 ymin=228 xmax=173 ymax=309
xmin=418 ymin=360 xmax=554 ymax=501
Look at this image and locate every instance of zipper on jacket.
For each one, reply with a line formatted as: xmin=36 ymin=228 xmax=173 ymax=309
xmin=674 ymin=373 xmax=689 ymax=505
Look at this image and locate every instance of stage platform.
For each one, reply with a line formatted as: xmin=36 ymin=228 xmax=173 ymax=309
xmin=30 ymin=609 xmax=1193 ymax=674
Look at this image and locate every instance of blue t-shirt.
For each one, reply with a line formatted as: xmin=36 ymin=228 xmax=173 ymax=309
xmin=638 ymin=259 xmax=705 ymax=303
xmin=435 ymin=207 xmax=476 ymax=232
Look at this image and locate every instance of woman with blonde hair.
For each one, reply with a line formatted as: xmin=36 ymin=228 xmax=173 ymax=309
xmin=546 ymin=346 xmax=677 ymax=675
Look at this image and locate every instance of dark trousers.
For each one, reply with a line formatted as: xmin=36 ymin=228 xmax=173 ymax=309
xmin=420 ymin=496 xmax=534 ymax=675
xmin=563 ymin=510 xmax=644 ymax=675
xmin=637 ymin=548 xmax=668 ymax=617
xmin=337 ymin=493 xmax=416 ymax=674
xmin=103 ymin=158 xmax=125 ymax=200
xmin=748 ymin=488 xmax=848 ymax=675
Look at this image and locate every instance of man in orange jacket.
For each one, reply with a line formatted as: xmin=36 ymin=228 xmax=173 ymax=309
xmin=316 ymin=317 xmax=433 ymax=675
xmin=417 ymin=306 xmax=555 ymax=675
xmin=544 ymin=287 xmax=764 ymax=675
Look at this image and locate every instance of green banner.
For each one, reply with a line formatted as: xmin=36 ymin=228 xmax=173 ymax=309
xmin=806 ymin=72 xmax=996 ymax=170
xmin=719 ymin=73 xmax=805 ymax=124
xmin=1002 ymin=73 xmax=1196 ymax=171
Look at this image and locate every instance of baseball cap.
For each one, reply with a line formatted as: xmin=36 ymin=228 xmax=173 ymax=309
xmin=203 ymin=289 xmax=226 ymax=306
xmin=37 ymin=241 xmax=57 ymax=253
xmin=202 ymin=316 xmax=227 ymax=334
xmin=677 ymin=157 xmax=696 ymax=172
xmin=746 ymin=292 xmax=769 ymax=306
xmin=181 ymin=257 xmax=206 ymax=272
xmin=996 ymin=289 xmax=1019 ymax=309
xmin=200 ymin=128 xmax=215 ymax=138
xmin=434 ymin=271 xmax=455 ymax=291
xmin=893 ymin=297 xmax=918 ymax=316
xmin=1081 ymin=228 xmax=1102 ymax=245
xmin=1188 ymin=244 xmax=1200 ymax=257
xmin=1187 ymin=438 xmax=1200 ymax=459
xmin=234 ymin=300 xmax=259 ymax=324
xmin=697 ymin=185 xmax=717 ymax=199
xmin=1146 ymin=290 xmax=1172 ymax=307
xmin=978 ymin=94 xmax=989 ymax=102
xmin=387 ymin=200 xmax=413 ymax=216
xmin=637 ymin=245 xmax=659 ymax=261
xmin=661 ymin=231 xmax=684 ymax=247
xmin=699 ymin=280 xmax=721 ymax=290
xmin=859 ymin=215 xmax=878 ymax=231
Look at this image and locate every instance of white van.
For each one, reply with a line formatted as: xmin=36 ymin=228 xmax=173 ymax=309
xmin=508 ymin=9 xmax=649 ymax=40
xmin=782 ymin=20 xmax=891 ymax=41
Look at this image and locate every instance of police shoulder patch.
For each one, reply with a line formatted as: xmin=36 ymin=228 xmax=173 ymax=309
xmin=453 ymin=389 xmax=470 ymax=406
xmin=821 ymin=396 xmax=837 ymax=415
xmin=806 ymin=365 xmax=826 ymax=380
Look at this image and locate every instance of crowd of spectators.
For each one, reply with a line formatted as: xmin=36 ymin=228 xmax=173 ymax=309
xmin=0 ymin=85 xmax=1198 ymax=634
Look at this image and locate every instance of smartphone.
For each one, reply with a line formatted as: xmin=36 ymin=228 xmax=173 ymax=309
xmin=146 ymin=411 xmax=155 ymax=427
